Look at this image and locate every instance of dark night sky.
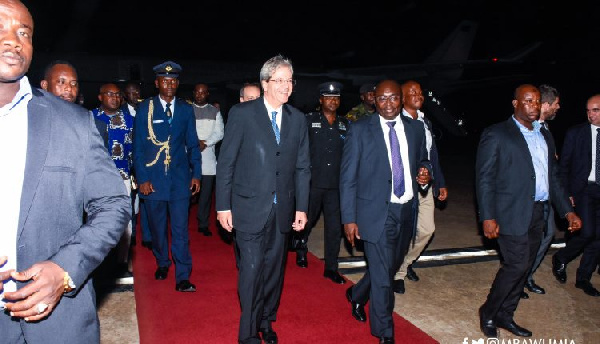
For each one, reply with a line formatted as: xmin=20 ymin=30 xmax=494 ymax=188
xmin=19 ymin=0 xmax=600 ymax=143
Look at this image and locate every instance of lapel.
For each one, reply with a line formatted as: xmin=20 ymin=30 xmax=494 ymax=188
xmin=279 ymin=104 xmax=291 ymax=146
xmin=506 ymin=117 xmax=535 ymax=172
xmin=18 ymin=92 xmax=51 ymax=239
xmin=254 ymin=99 xmax=280 ymax=147
xmin=584 ymin=123 xmax=593 ymax=168
xmin=368 ymin=114 xmax=391 ymax=175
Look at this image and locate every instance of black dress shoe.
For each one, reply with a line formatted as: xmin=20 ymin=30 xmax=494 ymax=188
xmin=520 ymin=291 xmax=529 ymax=299
xmin=154 ymin=266 xmax=168 ymax=280
xmin=479 ymin=306 xmax=497 ymax=338
xmin=260 ymin=328 xmax=278 ymax=344
xmin=175 ymin=280 xmax=197 ymax=292
xmin=575 ymin=280 xmax=600 ymax=296
xmin=345 ymin=287 xmax=366 ymax=322
xmin=141 ymin=241 xmax=153 ymax=250
xmin=198 ymin=226 xmax=212 ymax=236
xmin=552 ymin=254 xmax=567 ymax=284
xmin=324 ymin=270 xmax=346 ymax=284
xmin=496 ymin=320 xmax=532 ymax=337
xmin=406 ymin=265 xmax=419 ymax=282
xmin=296 ymin=251 xmax=308 ymax=268
xmin=379 ymin=337 xmax=394 ymax=344
xmin=525 ymin=281 xmax=545 ymax=294
xmin=392 ymin=279 xmax=405 ymax=294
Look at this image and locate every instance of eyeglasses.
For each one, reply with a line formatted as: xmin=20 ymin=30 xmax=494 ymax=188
xmin=102 ymin=91 xmax=122 ymax=98
xmin=268 ymin=79 xmax=296 ymax=86
xmin=375 ymin=95 xmax=401 ymax=103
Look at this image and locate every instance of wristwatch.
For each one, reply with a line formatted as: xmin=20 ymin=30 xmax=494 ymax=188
xmin=63 ymin=272 xmax=76 ymax=293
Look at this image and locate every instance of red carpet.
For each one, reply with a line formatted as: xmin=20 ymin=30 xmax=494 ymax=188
xmin=132 ymin=204 xmax=437 ymax=343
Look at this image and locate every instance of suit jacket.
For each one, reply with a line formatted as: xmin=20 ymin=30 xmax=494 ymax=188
xmin=559 ymin=122 xmax=594 ymax=201
xmin=340 ymin=114 xmax=430 ymax=243
xmin=423 ymin=117 xmax=446 ymax=197
xmin=133 ymin=96 xmax=202 ymax=201
xmin=215 ymin=98 xmax=310 ymax=234
xmin=11 ymin=88 xmax=130 ymax=343
xmin=476 ymin=117 xmax=572 ymax=236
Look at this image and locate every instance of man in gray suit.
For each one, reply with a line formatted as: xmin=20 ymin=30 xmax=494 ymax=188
xmin=0 ymin=1 xmax=131 ymax=343
xmin=216 ymin=55 xmax=310 ymax=344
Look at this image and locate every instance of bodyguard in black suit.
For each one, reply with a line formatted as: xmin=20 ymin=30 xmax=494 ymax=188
xmin=216 ymin=55 xmax=310 ymax=344
xmin=476 ymin=84 xmax=581 ymax=338
xmin=552 ymin=94 xmax=600 ymax=297
xmin=340 ymin=80 xmax=431 ymax=344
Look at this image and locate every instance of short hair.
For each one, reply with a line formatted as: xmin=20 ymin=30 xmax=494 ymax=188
xmin=539 ymin=84 xmax=559 ymax=104
xmin=240 ymin=82 xmax=261 ymax=97
xmin=259 ymin=54 xmax=293 ymax=83
xmin=43 ymin=60 xmax=77 ymax=80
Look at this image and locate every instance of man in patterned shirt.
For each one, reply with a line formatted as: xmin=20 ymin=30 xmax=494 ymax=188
xmin=91 ymin=83 xmax=135 ymax=277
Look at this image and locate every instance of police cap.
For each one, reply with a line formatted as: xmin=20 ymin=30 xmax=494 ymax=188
xmin=318 ymin=81 xmax=342 ymax=97
xmin=153 ymin=61 xmax=182 ymax=77
xmin=359 ymin=83 xmax=375 ymax=94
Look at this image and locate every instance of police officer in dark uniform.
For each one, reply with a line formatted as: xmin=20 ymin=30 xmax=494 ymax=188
xmin=294 ymin=81 xmax=349 ymax=284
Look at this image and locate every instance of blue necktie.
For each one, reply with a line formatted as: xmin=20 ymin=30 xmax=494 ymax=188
xmin=272 ymin=111 xmax=280 ymax=203
xmin=387 ymin=121 xmax=405 ymax=198
xmin=271 ymin=111 xmax=280 ymax=144
xmin=166 ymin=103 xmax=172 ymax=124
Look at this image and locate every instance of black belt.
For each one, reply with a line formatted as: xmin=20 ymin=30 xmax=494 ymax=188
xmin=534 ymin=200 xmax=548 ymax=204
xmin=588 ymin=181 xmax=600 ymax=185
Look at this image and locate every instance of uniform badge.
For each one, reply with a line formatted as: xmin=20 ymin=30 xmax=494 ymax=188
xmin=312 ymin=123 xmax=322 ymax=128
xmin=338 ymin=123 xmax=347 ymax=131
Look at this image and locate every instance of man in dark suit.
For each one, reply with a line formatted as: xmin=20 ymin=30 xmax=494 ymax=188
xmin=341 ymin=80 xmax=431 ymax=344
xmin=552 ymin=94 xmax=600 ymax=297
xmin=476 ymin=84 xmax=581 ymax=338
xmin=133 ymin=61 xmax=201 ymax=292
xmin=0 ymin=1 xmax=131 ymax=342
xmin=216 ymin=55 xmax=310 ymax=344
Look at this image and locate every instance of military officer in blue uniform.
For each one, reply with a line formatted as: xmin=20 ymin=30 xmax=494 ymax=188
xmin=294 ymin=81 xmax=349 ymax=284
xmin=133 ymin=61 xmax=201 ymax=292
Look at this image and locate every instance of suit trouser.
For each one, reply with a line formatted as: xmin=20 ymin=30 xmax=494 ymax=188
xmin=196 ymin=175 xmax=215 ymax=228
xmin=144 ymin=198 xmax=192 ymax=283
xmin=296 ymin=187 xmax=343 ymax=271
xmin=236 ymin=205 xmax=288 ymax=344
xmin=397 ymin=191 xmax=434 ymax=279
xmin=527 ymin=206 xmax=555 ymax=284
xmin=555 ymin=183 xmax=600 ymax=282
xmin=351 ymin=201 xmax=414 ymax=338
xmin=481 ymin=203 xmax=544 ymax=324
xmin=139 ymin=199 xmax=152 ymax=243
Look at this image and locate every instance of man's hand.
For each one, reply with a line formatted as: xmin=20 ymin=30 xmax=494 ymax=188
xmin=139 ymin=181 xmax=154 ymax=195
xmin=190 ymin=178 xmax=201 ymax=196
xmin=566 ymin=212 xmax=582 ymax=232
xmin=199 ymin=140 xmax=207 ymax=152
xmin=437 ymin=187 xmax=448 ymax=201
xmin=416 ymin=167 xmax=431 ymax=185
xmin=292 ymin=211 xmax=307 ymax=232
xmin=344 ymin=223 xmax=361 ymax=247
xmin=0 ymin=256 xmax=13 ymax=293
xmin=3 ymin=261 xmax=66 ymax=322
xmin=482 ymin=219 xmax=499 ymax=239
xmin=217 ymin=211 xmax=233 ymax=232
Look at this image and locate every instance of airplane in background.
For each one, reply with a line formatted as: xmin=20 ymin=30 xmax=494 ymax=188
xmin=29 ymin=20 xmax=539 ymax=138
xmin=294 ymin=20 xmax=542 ymax=137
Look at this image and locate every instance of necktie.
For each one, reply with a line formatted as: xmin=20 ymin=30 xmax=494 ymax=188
xmin=271 ymin=111 xmax=280 ymax=144
xmin=387 ymin=121 xmax=405 ymax=198
xmin=272 ymin=111 xmax=280 ymax=204
xmin=166 ymin=103 xmax=172 ymax=124
xmin=596 ymin=128 xmax=600 ymax=185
